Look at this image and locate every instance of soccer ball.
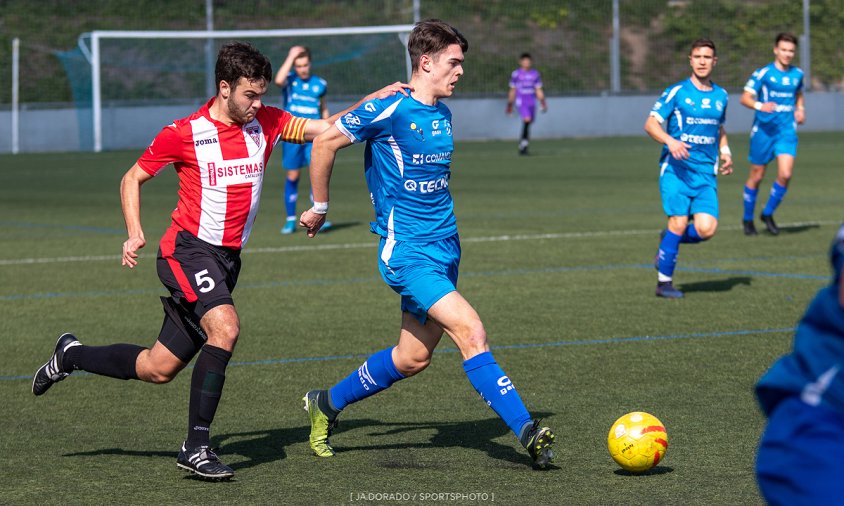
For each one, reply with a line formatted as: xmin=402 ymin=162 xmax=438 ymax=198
xmin=607 ymin=411 xmax=668 ymax=473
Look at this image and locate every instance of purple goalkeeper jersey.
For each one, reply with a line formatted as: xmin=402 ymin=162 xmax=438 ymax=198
xmin=509 ymin=68 xmax=543 ymax=106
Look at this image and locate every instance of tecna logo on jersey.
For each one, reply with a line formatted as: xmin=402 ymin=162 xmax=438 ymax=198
xmin=207 ymin=161 xmax=264 ymax=186
xmin=679 ymin=133 xmax=716 ymax=145
xmin=404 ymin=176 xmax=449 ymax=194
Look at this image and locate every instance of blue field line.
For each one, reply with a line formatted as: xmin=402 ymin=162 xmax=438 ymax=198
xmin=0 ymin=262 xmax=827 ymax=302
xmin=674 ymin=266 xmax=828 ymax=281
xmin=0 ymin=326 xmax=795 ymax=382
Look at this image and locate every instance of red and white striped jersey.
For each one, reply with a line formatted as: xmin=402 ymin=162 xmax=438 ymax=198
xmin=138 ymin=98 xmax=307 ymax=249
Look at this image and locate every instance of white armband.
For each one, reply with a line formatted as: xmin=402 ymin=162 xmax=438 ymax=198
xmin=753 ymin=101 xmax=763 ymax=111
xmin=720 ymin=145 xmax=732 ymax=157
xmin=312 ymin=201 xmax=329 ymax=215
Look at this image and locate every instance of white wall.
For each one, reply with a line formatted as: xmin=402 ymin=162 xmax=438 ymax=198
xmin=1 ymin=92 xmax=841 ymax=153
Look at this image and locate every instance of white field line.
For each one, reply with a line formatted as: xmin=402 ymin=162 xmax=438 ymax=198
xmin=0 ymin=220 xmax=837 ymax=266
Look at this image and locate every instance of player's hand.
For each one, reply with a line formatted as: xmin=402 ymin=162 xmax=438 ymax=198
xmin=760 ymin=101 xmax=776 ymax=113
xmin=541 ymin=103 xmax=548 ymax=113
xmin=122 ymin=233 xmax=146 ymax=269
xmin=795 ymin=108 xmax=806 ymax=125
xmin=666 ymin=138 xmax=691 ymax=160
xmin=506 ymin=103 xmax=513 ymax=115
xmin=299 ymin=209 xmax=326 ymax=238
xmin=719 ymin=154 xmax=733 ymax=175
xmin=367 ymin=82 xmax=413 ymax=101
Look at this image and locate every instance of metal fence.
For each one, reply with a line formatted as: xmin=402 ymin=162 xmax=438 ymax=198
xmin=0 ymin=0 xmax=840 ymax=107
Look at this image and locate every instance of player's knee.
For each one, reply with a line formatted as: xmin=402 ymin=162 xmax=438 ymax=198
xmin=207 ymin=323 xmax=240 ymax=351
xmin=141 ymin=362 xmax=180 ymax=384
xmin=697 ymin=223 xmax=717 ymax=239
xmin=456 ymin=319 xmax=488 ymax=355
xmin=395 ymin=355 xmax=431 ymax=377
xmin=146 ymin=369 xmax=177 ymax=384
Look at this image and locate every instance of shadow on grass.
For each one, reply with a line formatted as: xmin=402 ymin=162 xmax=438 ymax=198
xmin=680 ymin=276 xmax=751 ymax=294
xmin=63 ymin=413 xmax=556 ymax=471
xmin=776 ymin=223 xmax=819 ymax=235
xmin=613 ymin=465 xmax=674 ymax=476
xmin=333 ymin=412 xmax=557 ymax=470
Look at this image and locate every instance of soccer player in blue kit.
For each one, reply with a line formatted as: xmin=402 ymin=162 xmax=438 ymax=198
xmin=740 ymin=33 xmax=805 ymax=236
xmin=274 ymin=45 xmax=331 ymax=234
xmin=298 ymin=19 xmax=556 ymax=468
xmin=644 ymin=38 xmax=733 ymax=299
xmin=755 ymin=222 xmax=844 ymax=504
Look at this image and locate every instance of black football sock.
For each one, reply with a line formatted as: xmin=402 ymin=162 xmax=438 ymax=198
xmin=521 ymin=122 xmax=531 ymax=142
xmin=186 ymin=344 xmax=231 ymax=448
xmin=63 ymin=344 xmax=144 ymax=380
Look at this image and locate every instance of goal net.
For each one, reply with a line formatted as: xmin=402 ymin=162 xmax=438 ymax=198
xmin=61 ymin=26 xmax=413 ymax=151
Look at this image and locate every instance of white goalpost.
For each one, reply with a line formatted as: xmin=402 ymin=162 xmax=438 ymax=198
xmin=81 ymin=25 xmax=414 ymax=152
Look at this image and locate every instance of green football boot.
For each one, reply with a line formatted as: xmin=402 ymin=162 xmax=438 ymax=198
xmin=522 ymin=419 xmax=556 ymax=469
xmin=303 ymin=389 xmax=338 ymax=457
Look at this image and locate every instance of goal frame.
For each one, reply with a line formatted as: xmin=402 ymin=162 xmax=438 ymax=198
xmin=82 ymin=25 xmax=414 ymax=152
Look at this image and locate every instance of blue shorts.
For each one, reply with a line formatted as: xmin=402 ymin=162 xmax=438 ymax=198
xmin=282 ymin=142 xmax=313 ymax=170
xmin=659 ymin=164 xmax=719 ymax=219
xmin=757 ymin=396 xmax=844 ymax=505
xmin=749 ymin=124 xmax=797 ymax=165
xmin=377 ymin=234 xmax=460 ymax=324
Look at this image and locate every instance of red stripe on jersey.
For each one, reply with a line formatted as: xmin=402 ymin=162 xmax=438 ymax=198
xmin=221 ymin=183 xmax=253 ymax=247
xmin=219 ymin=124 xmax=248 ymax=160
xmin=160 ymin=225 xmax=198 ymax=303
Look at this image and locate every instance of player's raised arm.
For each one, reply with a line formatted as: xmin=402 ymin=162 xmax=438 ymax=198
xmin=299 ymin=125 xmax=353 ymax=237
xmin=274 ymin=45 xmax=305 ymax=88
xmin=119 ymin=163 xmax=154 ymax=268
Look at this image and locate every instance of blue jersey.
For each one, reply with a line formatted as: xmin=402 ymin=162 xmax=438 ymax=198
xmin=281 ymin=71 xmax=327 ymax=119
xmin=744 ymin=63 xmax=803 ymax=131
xmin=335 ymin=93 xmax=457 ymax=242
xmin=650 ymin=79 xmax=728 ymax=175
xmin=757 ymin=223 xmax=844 ymax=415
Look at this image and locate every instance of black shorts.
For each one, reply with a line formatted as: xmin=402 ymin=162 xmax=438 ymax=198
xmin=155 ymin=227 xmax=241 ymax=361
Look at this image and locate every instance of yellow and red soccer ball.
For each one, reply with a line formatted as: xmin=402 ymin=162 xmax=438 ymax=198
xmin=607 ymin=411 xmax=668 ymax=472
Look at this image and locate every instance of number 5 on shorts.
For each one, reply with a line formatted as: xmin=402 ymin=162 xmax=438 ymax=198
xmin=194 ymin=269 xmax=216 ymax=293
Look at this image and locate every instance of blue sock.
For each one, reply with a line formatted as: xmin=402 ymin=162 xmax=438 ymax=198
xmin=329 ymin=347 xmax=405 ymax=411
xmin=762 ymin=182 xmax=788 ymax=217
xmin=284 ymin=178 xmax=299 ymax=219
xmin=680 ymin=223 xmax=704 ymax=244
xmin=657 ymin=230 xmax=682 ymax=278
xmin=742 ymin=185 xmax=758 ymax=221
xmin=463 ymin=352 xmax=532 ymax=438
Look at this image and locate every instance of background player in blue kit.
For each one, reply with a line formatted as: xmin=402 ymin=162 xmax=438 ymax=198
xmin=755 ymin=223 xmax=844 ymax=504
xmin=298 ymin=19 xmax=556 ymax=468
xmin=275 ymin=45 xmax=330 ymax=234
xmin=740 ymin=33 xmax=805 ymax=236
xmin=644 ymin=39 xmax=733 ymax=299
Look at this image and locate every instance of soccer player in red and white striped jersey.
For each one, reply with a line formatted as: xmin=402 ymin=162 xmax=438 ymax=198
xmin=31 ymin=41 xmax=409 ymax=480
